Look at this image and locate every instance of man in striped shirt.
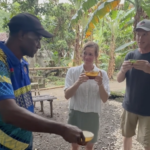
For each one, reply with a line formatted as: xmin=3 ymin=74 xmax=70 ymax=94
xmin=0 ymin=13 xmax=85 ymax=150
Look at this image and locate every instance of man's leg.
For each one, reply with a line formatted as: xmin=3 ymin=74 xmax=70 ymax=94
xmin=71 ymin=143 xmax=79 ymax=150
xmin=86 ymin=143 xmax=94 ymax=150
xmin=121 ymin=110 xmax=138 ymax=150
xmin=123 ymin=137 xmax=132 ymax=150
xmin=137 ymin=115 xmax=150 ymax=150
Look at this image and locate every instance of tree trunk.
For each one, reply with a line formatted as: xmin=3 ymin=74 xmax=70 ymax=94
xmin=73 ymin=24 xmax=81 ymax=66
xmin=133 ymin=0 xmax=148 ymax=40
xmin=107 ymin=34 xmax=115 ymax=79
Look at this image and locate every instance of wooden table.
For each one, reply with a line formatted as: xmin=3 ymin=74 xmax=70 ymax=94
xmin=32 ymin=95 xmax=57 ymax=117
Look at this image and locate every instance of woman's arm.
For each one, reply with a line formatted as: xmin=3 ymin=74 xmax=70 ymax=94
xmin=95 ymin=71 xmax=110 ymax=103
xmin=65 ymin=81 xmax=80 ymax=99
xmin=65 ymin=73 xmax=88 ymax=100
xmin=98 ymin=84 xmax=109 ymax=103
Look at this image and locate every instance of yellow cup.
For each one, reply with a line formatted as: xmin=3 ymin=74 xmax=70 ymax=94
xmin=83 ymin=131 xmax=94 ymax=142
xmin=85 ymin=71 xmax=99 ymax=79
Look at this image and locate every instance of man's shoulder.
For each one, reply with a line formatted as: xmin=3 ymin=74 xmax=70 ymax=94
xmin=127 ymin=49 xmax=138 ymax=55
xmin=125 ymin=49 xmax=138 ymax=60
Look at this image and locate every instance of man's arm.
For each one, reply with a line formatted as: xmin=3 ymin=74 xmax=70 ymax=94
xmin=0 ymin=99 xmax=64 ymax=133
xmin=117 ymin=71 xmax=126 ymax=83
xmin=0 ymin=59 xmax=85 ymax=145
xmin=117 ymin=61 xmax=132 ymax=83
xmin=0 ymin=99 xmax=85 ymax=144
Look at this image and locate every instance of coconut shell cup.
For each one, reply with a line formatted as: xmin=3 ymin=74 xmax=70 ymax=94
xmin=85 ymin=71 xmax=99 ymax=79
xmin=83 ymin=131 xmax=94 ymax=142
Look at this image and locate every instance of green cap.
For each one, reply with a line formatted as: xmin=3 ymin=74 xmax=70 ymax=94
xmin=136 ymin=19 xmax=150 ymax=31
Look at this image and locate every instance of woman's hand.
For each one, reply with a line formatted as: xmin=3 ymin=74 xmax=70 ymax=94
xmin=95 ymin=71 xmax=103 ymax=87
xmin=76 ymin=73 xmax=89 ymax=85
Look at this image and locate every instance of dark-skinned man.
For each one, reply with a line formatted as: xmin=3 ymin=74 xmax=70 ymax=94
xmin=0 ymin=13 xmax=85 ymax=150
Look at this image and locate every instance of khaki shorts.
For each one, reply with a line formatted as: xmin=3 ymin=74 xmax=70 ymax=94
xmin=121 ymin=109 xmax=150 ymax=148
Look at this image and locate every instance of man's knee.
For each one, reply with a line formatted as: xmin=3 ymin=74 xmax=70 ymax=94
xmin=71 ymin=143 xmax=79 ymax=150
xmin=123 ymin=137 xmax=132 ymax=140
xmin=86 ymin=143 xmax=94 ymax=150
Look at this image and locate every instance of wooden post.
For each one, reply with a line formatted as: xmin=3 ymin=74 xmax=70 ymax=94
xmin=29 ymin=66 xmax=70 ymax=71
xmin=50 ymin=100 xmax=53 ymax=118
xmin=40 ymin=101 xmax=44 ymax=112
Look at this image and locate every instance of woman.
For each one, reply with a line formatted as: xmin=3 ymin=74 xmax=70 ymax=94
xmin=64 ymin=41 xmax=110 ymax=150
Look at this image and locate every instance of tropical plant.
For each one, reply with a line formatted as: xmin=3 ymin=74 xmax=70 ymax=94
xmin=70 ymin=0 xmax=121 ymax=38
xmin=0 ymin=0 xmax=76 ymax=67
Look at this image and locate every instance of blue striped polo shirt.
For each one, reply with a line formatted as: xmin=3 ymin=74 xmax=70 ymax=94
xmin=0 ymin=42 xmax=34 ymax=150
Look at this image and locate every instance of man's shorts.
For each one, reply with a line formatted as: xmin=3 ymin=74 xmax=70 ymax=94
xmin=121 ymin=109 xmax=150 ymax=148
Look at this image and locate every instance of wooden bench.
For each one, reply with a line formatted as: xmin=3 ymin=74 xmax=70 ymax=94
xmin=32 ymin=95 xmax=57 ymax=117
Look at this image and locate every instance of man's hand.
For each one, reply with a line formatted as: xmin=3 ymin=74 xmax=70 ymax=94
xmin=117 ymin=61 xmax=132 ymax=82
xmin=95 ymin=71 xmax=103 ymax=86
xmin=133 ymin=60 xmax=150 ymax=74
xmin=62 ymin=124 xmax=85 ymax=145
xmin=76 ymin=73 xmax=88 ymax=85
xmin=121 ymin=61 xmax=133 ymax=74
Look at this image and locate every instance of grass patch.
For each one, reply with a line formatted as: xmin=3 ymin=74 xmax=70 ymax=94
xmin=47 ymin=76 xmax=65 ymax=86
xmin=114 ymin=97 xmax=123 ymax=102
xmin=109 ymin=91 xmax=124 ymax=99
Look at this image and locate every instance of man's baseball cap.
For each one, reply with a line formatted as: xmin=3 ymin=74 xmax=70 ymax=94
xmin=135 ymin=19 xmax=150 ymax=31
xmin=8 ymin=13 xmax=53 ymax=38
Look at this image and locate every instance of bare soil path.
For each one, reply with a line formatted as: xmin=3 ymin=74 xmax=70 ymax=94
xmin=33 ymin=80 xmax=143 ymax=150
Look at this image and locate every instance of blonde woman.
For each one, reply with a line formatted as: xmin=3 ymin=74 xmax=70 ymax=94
xmin=64 ymin=41 xmax=110 ymax=150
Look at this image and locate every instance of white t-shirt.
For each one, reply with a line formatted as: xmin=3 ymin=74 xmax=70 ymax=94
xmin=64 ymin=64 xmax=110 ymax=115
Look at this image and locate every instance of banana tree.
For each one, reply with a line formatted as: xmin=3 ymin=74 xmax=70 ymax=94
xmin=70 ymin=0 xmax=150 ymax=38
xmin=105 ymin=10 xmax=127 ymax=79
xmin=70 ymin=0 xmax=121 ymax=38
xmin=69 ymin=0 xmax=91 ymax=66
xmin=115 ymin=0 xmax=150 ymax=54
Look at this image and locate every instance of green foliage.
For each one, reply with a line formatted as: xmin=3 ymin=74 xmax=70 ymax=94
xmin=0 ymin=0 xmax=75 ymax=67
xmin=47 ymin=76 xmax=65 ymax=86
xmin=115 ymin=41 xmax=136 ymax=52
xmin=98 ymin=53 xmax=109 ymax=71
xmin=93 ymin=9 xmax=134 ymax=71
xmin=34 ymin=63 xmax=42 ymax=76
xmin=115 ymin=55 xmax=124 ymax=70
xmin=41 ymin=3 xmax=76 ymax=66
xmin=70 ymin=0 xmax=98 ymax=25
xmin=141 ymin=0 xmax=150 ymax=18
xmin=0 ymin=10 xmax=9 ymax=32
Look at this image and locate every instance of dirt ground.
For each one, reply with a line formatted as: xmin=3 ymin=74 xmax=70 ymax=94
xmin=33 ymin=80 xmax=143 ymax=150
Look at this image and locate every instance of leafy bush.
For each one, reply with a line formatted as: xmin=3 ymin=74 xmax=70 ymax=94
xmin=98 ymin=54 xmax=109 ymax=71
xmin=115 ymin=54 xmax=124 ymax=70
xmin=47 ymin=76 xmax=65 ymax=86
